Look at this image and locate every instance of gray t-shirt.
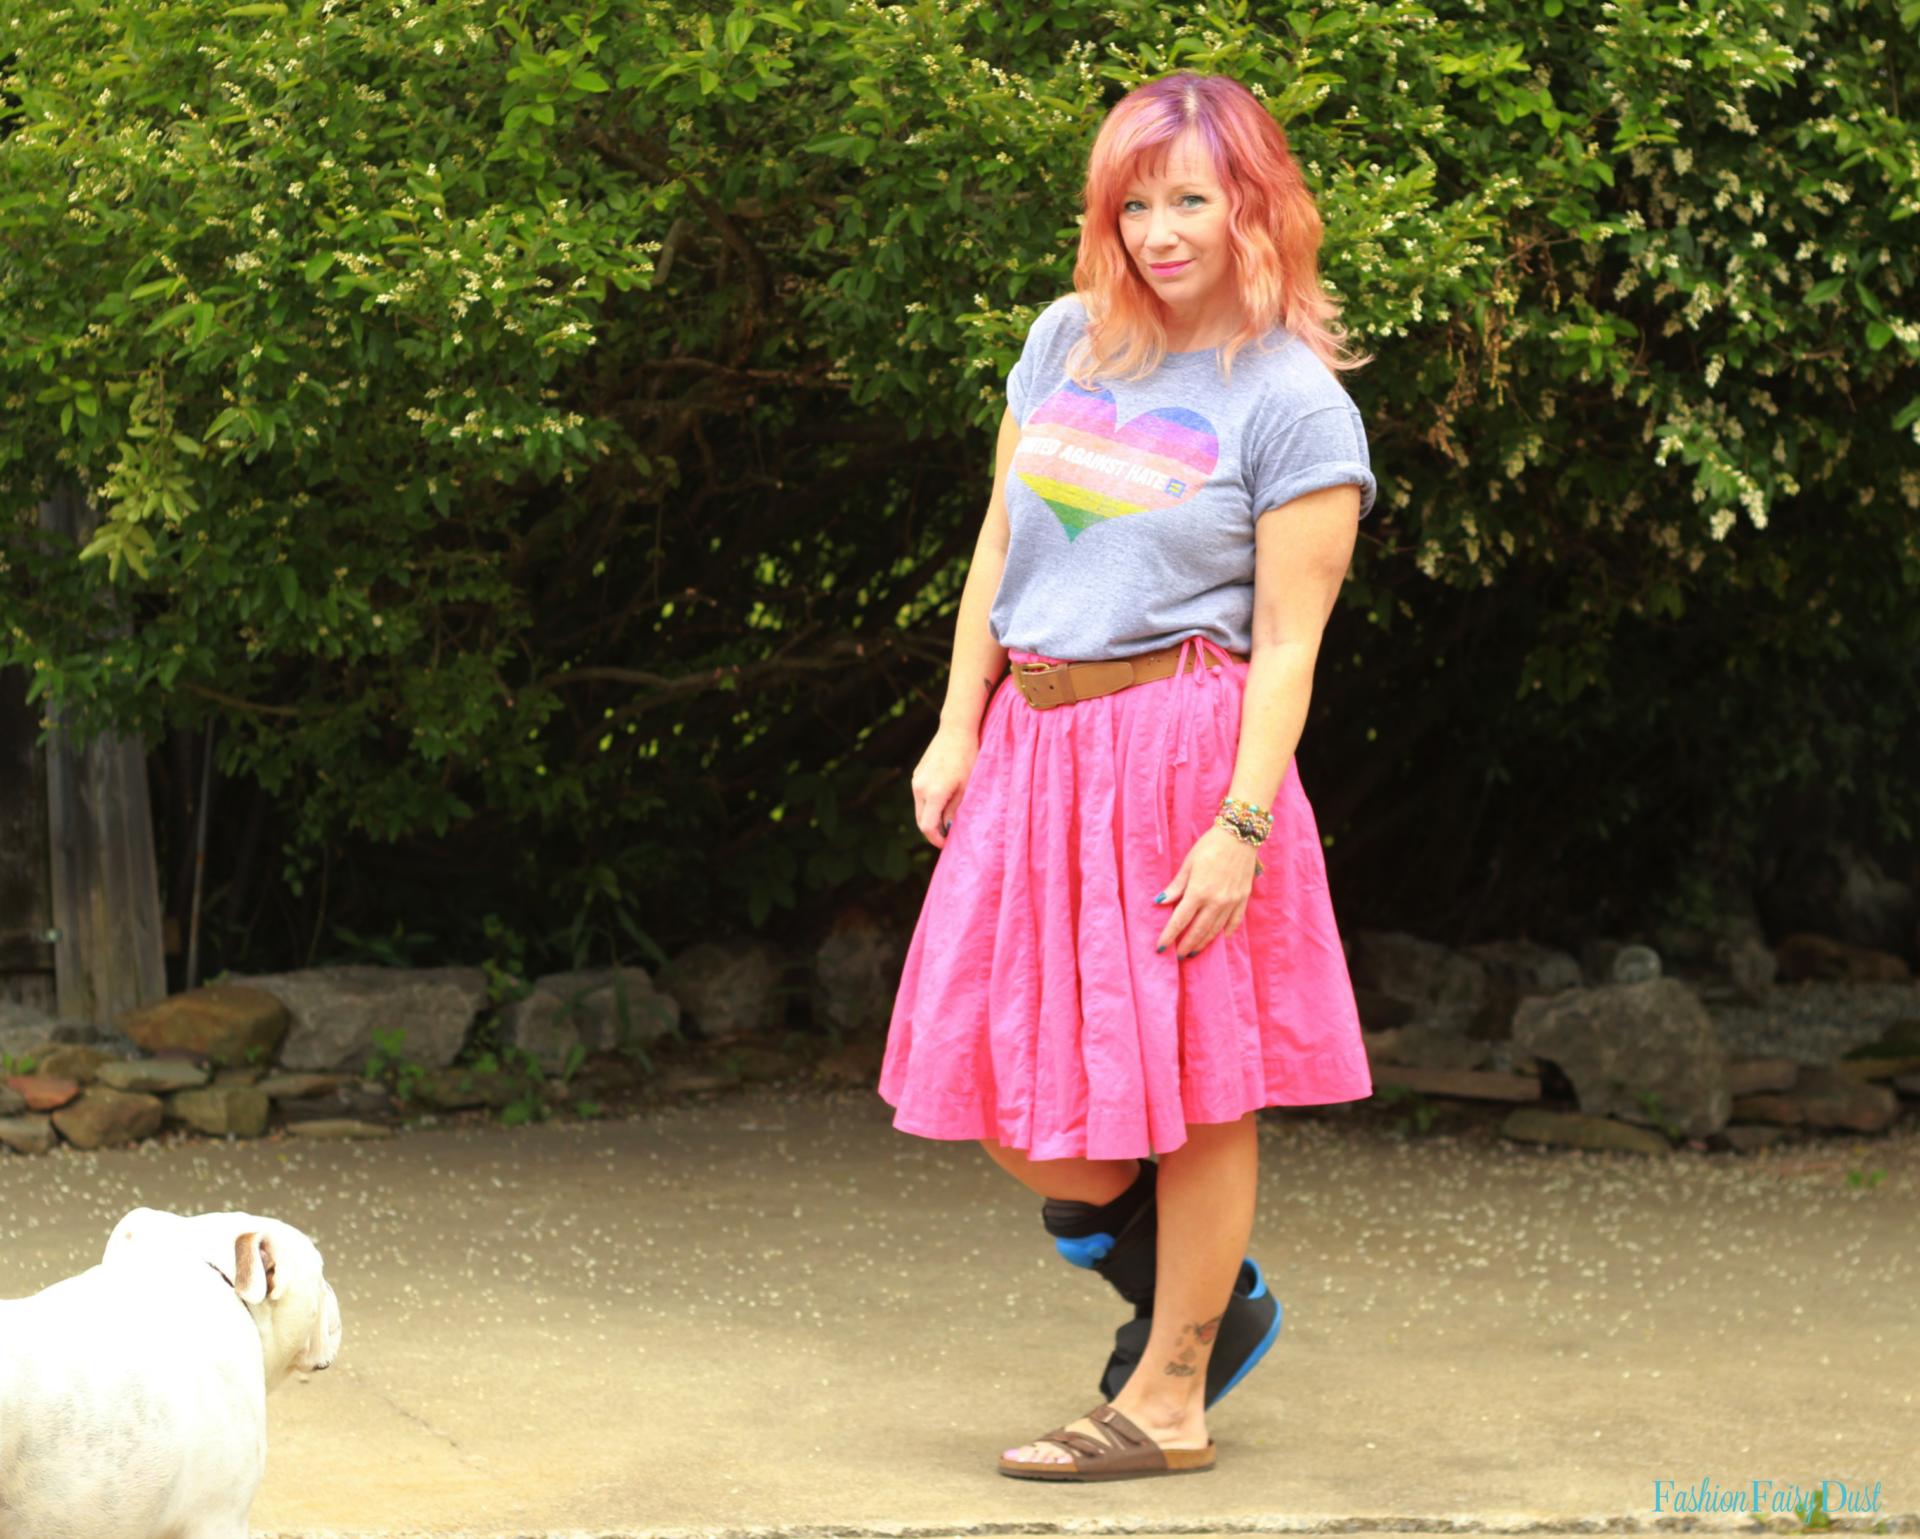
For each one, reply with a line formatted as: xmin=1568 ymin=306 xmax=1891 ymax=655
xmin=989 ymin=293 xmax=1377 ymax=662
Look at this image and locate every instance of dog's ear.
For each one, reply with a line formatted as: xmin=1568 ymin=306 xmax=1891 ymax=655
xmin=231 ymin=1230 xmax=277 ymax=1305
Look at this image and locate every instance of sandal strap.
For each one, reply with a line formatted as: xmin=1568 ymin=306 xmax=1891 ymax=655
xmin=1032 ymin=1404 xmax=1165 ymax=1471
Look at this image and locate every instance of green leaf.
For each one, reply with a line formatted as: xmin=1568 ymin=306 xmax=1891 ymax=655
xmin=144 ymin=301 xmax=198 ymax=336
xmin=571 ymin=69 xmax=610 ymax=93
xmin=304 ymin=251 xmax=336 ymax=282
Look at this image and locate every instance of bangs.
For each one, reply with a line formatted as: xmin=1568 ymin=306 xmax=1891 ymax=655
xmin=1100 ymin=118 xmax=1221 ymax=209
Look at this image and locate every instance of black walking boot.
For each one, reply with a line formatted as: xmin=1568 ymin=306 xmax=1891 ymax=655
xmin=1040 ymin=1157 xmax=1284 ymax=1409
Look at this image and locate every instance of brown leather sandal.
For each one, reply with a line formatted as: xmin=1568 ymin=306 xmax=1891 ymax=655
xmin=996 ymin=1402 xmax=1217 ymax=1482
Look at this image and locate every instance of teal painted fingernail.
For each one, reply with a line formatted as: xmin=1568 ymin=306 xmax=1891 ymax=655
xmin=1156 ymin=944 xmax=1166 ymax=954
xmin=1153 ymin=891 xmax=1165 ymax=903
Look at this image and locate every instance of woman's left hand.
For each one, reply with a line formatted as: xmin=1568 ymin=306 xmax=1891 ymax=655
xmin=1153 ymin=823 xmax=1262 ymax=959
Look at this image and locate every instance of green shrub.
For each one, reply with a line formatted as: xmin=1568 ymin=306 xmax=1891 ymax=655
xmin=0 ymin=0 xmax=1914 ymax=965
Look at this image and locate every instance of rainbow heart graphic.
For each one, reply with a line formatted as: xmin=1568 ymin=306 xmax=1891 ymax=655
xmin=1013 ymin=382 xmax=1221 ymax=540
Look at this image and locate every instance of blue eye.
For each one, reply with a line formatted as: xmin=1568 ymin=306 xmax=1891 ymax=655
xmin=1124 ymin=195 xmax=1206 ymax=213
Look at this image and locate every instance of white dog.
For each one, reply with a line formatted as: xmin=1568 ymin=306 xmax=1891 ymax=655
xmin=0 ymin=1208 xmax=342 ymax=1539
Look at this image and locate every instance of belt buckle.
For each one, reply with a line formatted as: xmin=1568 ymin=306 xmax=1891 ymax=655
xmin=1012 ymin=658 xmax=1061 ymax=709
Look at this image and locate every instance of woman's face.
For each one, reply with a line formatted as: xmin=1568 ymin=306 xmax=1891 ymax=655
xmin=1118 ymin=129 xmax=1235 ymax=316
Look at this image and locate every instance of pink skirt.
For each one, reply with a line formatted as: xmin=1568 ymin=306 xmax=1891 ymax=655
xmin=877 ymin=634 xmax=1373 ymax=1160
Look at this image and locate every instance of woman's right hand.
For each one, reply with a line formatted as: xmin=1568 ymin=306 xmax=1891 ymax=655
xmin=911 ymin=723 xmax=983 ymax=849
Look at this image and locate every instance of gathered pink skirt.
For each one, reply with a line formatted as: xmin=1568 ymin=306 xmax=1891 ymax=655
xmin=877 ymin=634 xmax=1373 ymax=1160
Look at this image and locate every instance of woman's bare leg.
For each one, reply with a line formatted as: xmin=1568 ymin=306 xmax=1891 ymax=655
xmin=978 ymin=1137 xmax=1141 ymax=1204
xmin=996 ymin=1112 xmax=1259 ymax=1465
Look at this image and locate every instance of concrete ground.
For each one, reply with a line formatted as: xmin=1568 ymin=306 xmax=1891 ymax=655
xmin=0 ymin=1084 xmax=1915 ymax=1539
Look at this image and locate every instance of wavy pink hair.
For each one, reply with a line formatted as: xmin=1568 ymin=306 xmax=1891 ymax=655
xmin=1063 ymin=71 xmax=1370 ymax=387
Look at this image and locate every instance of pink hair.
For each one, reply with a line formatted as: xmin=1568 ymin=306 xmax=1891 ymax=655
xmin=1063 ymin=71 xmax=1371 ymax=387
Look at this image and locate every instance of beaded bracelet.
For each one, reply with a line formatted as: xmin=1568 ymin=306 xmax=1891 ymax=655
xmin=1215 ymin=795 xmax=1273 ymax=846
xmin=1214 ymin=795 xmax=1272 ymax=877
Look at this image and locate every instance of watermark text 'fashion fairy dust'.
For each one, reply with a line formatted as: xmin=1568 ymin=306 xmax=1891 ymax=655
xmin=1653 ymin=1477 xmax=1885 ymax=1515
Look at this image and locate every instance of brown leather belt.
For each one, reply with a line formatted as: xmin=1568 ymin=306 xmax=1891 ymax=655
xmin=1010 ymin=642 xmax=1248 ymax=710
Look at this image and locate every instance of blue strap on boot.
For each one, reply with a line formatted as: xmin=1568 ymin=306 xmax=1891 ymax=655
xmin=1040 ymin=1157 xmax=1283 ymax=1409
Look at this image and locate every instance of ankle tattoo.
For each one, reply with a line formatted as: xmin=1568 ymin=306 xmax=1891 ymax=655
xmin=1158 ymin=1310 xmax=1224 ymax=1381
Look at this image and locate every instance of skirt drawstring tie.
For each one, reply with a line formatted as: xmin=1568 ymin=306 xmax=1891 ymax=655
xmin=1152 ymin=634 xmax=1232 ymax=860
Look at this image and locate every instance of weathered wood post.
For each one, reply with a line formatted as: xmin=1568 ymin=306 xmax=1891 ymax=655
xmin=31 ymin=484 xmax=167 ymax=1022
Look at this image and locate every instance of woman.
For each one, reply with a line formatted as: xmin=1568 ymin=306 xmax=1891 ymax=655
xmin=878 ymin=70 xmax=1378 ymax=1482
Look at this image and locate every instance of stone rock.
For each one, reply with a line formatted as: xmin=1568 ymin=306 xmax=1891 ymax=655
xmin=0 ymin=1006 xmax=57 ymax=1065
xmin=63 ymin=1027 xmax=142 ymax=1057
xmin=165 ymin=1086 xmax=271 ymax=1138
xmin=1352 ymin=986 xmax=1420 ymax=1032
xmin=214 ymin=1066 xmax=265 ymax=1087
xmin=286 ymin=1118 xmax=394 ymax=1141
xmin=1512 ymin=978 xmax=1732 ymax=1137
xmin=1705 ymin=982 xmax=1920 ymax=1064
xmin=1717 ymin=935 xmax=1778 ymax=999
xmin=661 ymin=941 xmax=788 ymax=1038
xmin=1774 ymin=932 xmax=1910 ymax=984
xmin=415 ymin=1066 xmax=518 ymax=1111
xmin=812 ymin=1037 xmax=885 ymax=1089
xmin=235 ymin=966 xmax=487 ymax=1072
xmin=1784 ymin=1066 xmax=1900 ymax=1133
xmin=50 ymin=1087 xmax=164 ymax=1150
xmin=1831 ymin=1021 xmax=1920 ymax=1082
xmin=0 ymin=1084 xmax=23 ymax=1117
xmin=809 ymin=905 xmax=906 ymax=1038
xmin=1833 ymin=1053 xmax=1920 ymax=1083
xmin=1348 ymin=932 xmax=1489 ymax=1034
xmin=291 ymin=1082 xmax=397 ymax=1122
xmin=652 ymin=1065 xmax=734 ymax=1096
xmin=1728 ymin=1057 xmax=1800 ymax=1096
xmin=1732 ymin=1067 xmax=1901 ymax=1133
xmin=1460 ymin=939 xmax=1584 ymax=1038
xmin=1370 ymin=1066 xmax=1541 ymax=1102
xmin=96 ymin=1059 xmax=210 ymax=1095
xmin=255 ymin=1073 xmax=348 ymax=1100
xmin=1719 ymin=1124 xmax=1789 ymax=1154
xmin=31 ymin=1045 xmax=110 ymax=1083
xmin=726 ymin=1043 xmax=800 ymax=1085
xmin=1895 ymin=1074 xmax=1920 ymax=1097
xmin=1758 ymin=841 xmax=1917 ymax=959
xmin=1582 ymin=940 xmax=1662 ymax=985
xmin=1729 ymin=1093 xmax=1803 ymax=1126
xmin=1499 ymin=1108 xmax=1673 ymax=1156
xmin=1362 ymin=1024 xmax=1492 ymax=1071
xmin=0 ymin=1114 xmax=56 ymax=1155
xmin=1483 ymin=1040 xmax=1542 ymax=1076
xmin=119 ymin=984 xmax=290 ymax=1067
xmin=499 ymin=967 xmax=680 ymax=1072
xmin=6 ymin=1074 xmax=80 ymax=1113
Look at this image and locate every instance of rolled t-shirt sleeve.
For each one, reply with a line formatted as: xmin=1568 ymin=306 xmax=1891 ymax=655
xmin=1005 ymin=296 xmax=1072 ymax=423
xmin=1007 ymin=344 xmax=1032 ymax=421
xmin=1249 ymin=401 xmax=1378 ymax=523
